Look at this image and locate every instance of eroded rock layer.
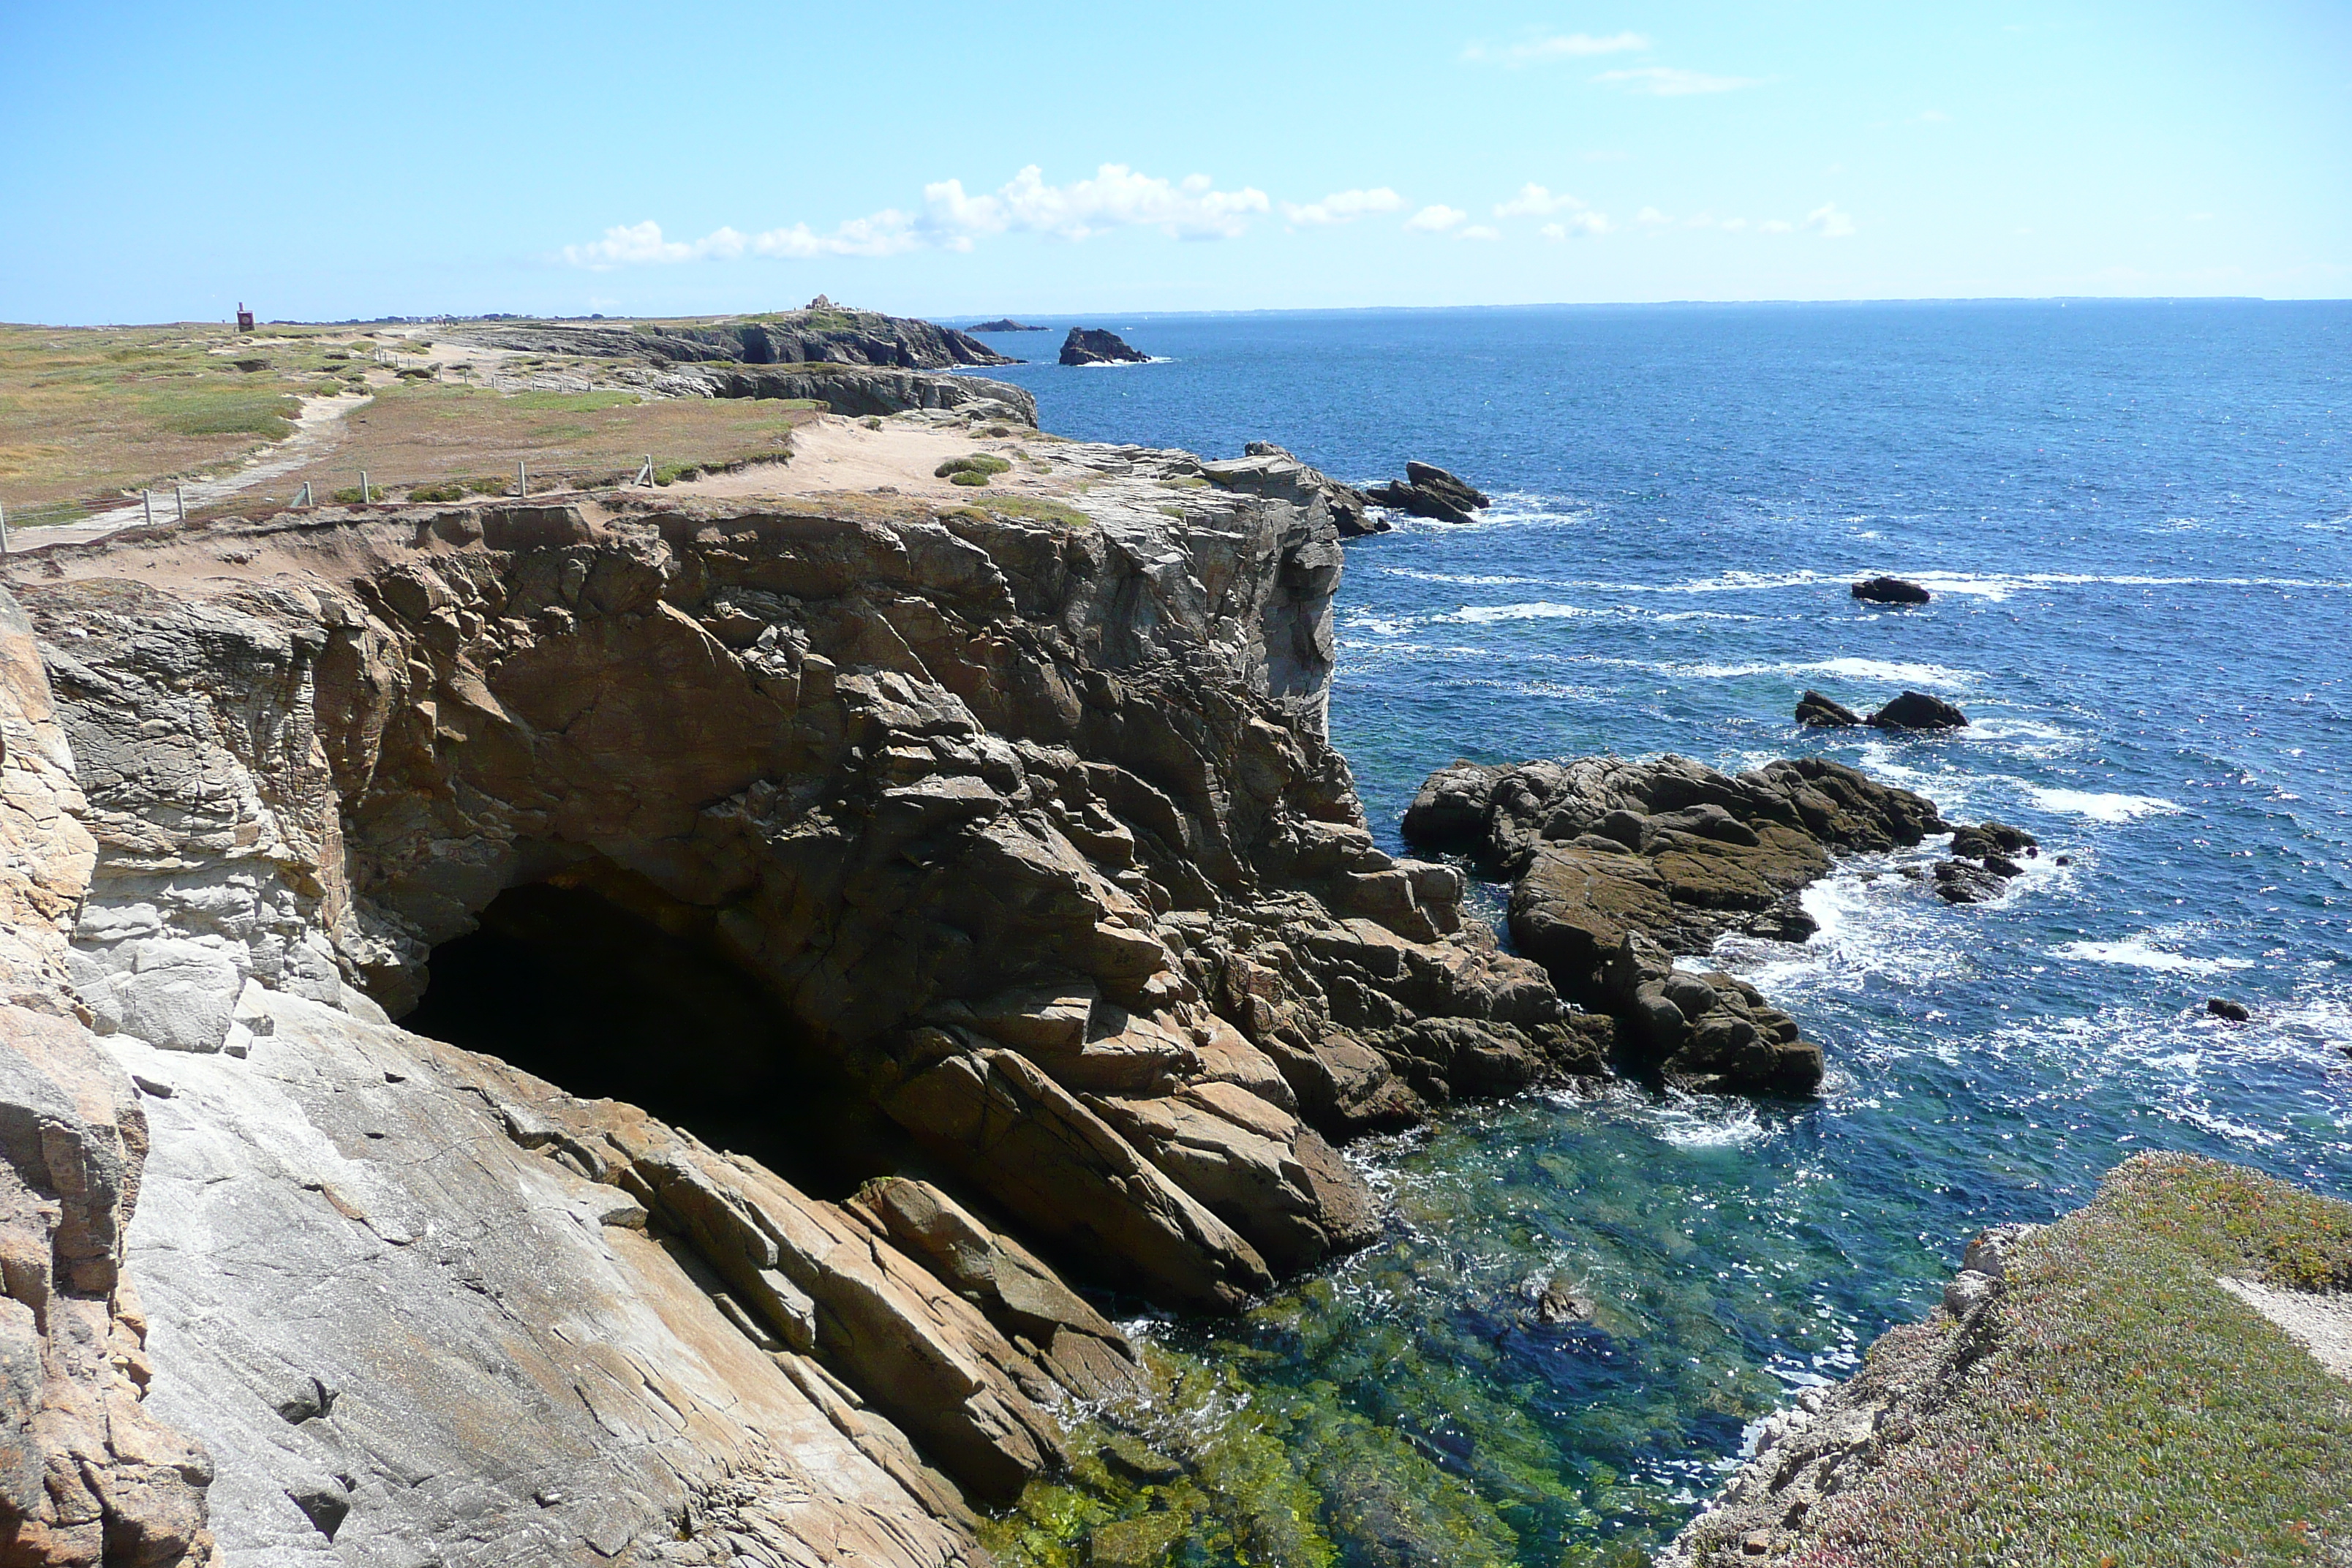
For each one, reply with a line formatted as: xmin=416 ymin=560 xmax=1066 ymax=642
xmin=0 ymin=438 xmax=1592 ymax=1563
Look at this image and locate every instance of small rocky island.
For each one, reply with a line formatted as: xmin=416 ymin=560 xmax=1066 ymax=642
xmin=968 ymin=318 xmax=1047 ymax=332
xmin=1059 ymin=327 xmax=1151 ymax=365
xmin=1365 ymin=461 xmax=1491 ymax=522
xmin=1852 ymin=574 xmax=1931 ymax=605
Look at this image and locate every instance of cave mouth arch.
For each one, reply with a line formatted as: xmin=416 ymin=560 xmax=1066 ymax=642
xmin=401 ymin=876 xmax=921 ymax=1201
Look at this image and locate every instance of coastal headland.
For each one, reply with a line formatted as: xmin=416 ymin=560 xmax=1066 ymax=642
xmin=0 ymin=307 xmax=2343 ymax=1567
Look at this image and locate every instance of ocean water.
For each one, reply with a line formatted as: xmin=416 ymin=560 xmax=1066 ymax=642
xmin=966 ymin=302 xmax=2352 ymax=1563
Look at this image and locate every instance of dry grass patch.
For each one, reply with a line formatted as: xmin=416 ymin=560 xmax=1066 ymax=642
xmin=237 ymin=382 xmax=818 ymax=509
xmin=0 ymin=321 xmax=363 ymax=512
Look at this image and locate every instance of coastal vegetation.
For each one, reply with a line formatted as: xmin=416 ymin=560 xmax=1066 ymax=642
xmin=0 ymin=322 xmax=339 ymax=513
xmin=1782 ymin=1154 xmax=2352 ymax=1565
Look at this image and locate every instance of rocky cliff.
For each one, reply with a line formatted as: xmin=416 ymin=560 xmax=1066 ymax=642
xmin=449 ymin=306 xmax=1018 ymax=372
xmin=0 ymin=431 xmax=1591 ymax=1563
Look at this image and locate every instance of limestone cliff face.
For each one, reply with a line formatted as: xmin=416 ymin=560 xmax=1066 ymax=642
xmin=0 ymin=443 xmax=1588 ymax=1564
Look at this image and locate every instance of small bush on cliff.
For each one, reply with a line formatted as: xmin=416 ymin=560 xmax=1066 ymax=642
xmin=935 ymin=453 xmax=1012 ymax=480
xmin=1791 ymin=1153 xmax=2352 ymax=1566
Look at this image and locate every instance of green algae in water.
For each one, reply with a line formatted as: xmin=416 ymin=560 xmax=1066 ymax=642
xmin=992 ymin=1085 xmax=1957 ymax=1567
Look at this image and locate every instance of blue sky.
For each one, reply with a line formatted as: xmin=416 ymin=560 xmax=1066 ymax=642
xmin=4 ymin=1 xmax=2347 ymax=323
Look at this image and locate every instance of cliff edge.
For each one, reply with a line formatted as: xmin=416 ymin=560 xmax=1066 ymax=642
xmin=0 ymin=419 xmax=1591 ymax=1563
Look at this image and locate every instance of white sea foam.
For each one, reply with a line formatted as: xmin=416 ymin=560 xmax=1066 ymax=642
xmin=1450 ymin=600 xmax=1602 ymax=623
xmin=1665 ymin=657 xmax=1976 ymax=690
xmin=2025 ymin=786 xmax=2183 ymax=823
xmin=1899 ymin=570 xmax=2352 ymax=603
xmin=1440 ymin=600 xmax=1769 ymax=625
xmin=2051 ymin=938 xmax=2250 ymax=976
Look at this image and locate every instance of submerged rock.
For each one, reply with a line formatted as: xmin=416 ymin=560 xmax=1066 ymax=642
xmin=1794 ymin=689 xmax=1863 ymax=727
xmin=1406 ymin=753 xmax=1948 ymax=1092
xmin=1364 ymin=461 xmax=1491 ymax=523
xmin=1852 ymin=575 xmax=1931 ymax=605
xmin=1060 ymin=327 xmax=1150 ymax=365
xmin=2208 ymin=996 xmax=2253 ymax=1022
xmin=1868 ymin=690 xmax=1970 ymax=730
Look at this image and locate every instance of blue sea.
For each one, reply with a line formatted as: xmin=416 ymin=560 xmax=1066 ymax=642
xmin=967 ymin=302 xmax=2352 ymax=1562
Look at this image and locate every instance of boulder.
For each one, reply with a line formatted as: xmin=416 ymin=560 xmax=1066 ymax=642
xmin=1060 ymin=328 xmax=1150 ymax=366
xmin=1868 ymin=690 xmax=1969 ymax=730
xmin=2206 ymin=997 xmax=2252 ymax=1023
xmin=1795 ymin=690 xmax=1863 ymax=728
xmin=1852 ymin=576 xmax=1931 ymax=606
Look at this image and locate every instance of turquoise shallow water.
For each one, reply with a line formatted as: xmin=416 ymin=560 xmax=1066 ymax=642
xmin=968 ymin=302 xmax=2352 ymax=1561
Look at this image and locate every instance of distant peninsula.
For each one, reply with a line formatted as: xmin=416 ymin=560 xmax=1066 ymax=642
xmin=968 ymin=318 xmax=1048 ymax=332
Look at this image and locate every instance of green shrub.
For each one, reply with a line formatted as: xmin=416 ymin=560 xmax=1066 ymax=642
xmin=949 ymin=469 xmax=990 ymax=486
xmin=935 ymin=453 xmax=1013 ymax=479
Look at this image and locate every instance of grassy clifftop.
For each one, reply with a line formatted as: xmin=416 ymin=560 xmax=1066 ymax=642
xmin=1680 ymin=1153 xmax=2352 ymax=1567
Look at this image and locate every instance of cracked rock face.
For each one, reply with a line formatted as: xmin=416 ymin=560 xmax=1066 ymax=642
xmin=0 ymin=442 xmax=1593 ymax=1564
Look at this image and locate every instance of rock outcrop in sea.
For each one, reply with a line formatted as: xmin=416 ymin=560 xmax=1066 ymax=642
xmin=1364 ymin=461 xmax=1491 ymax=523
xmin=1059 ymin=328 xmax=1150 ymax=366
xmin=1791 ymin=687 xmax=1970 ymax=731
xmin=1406 ymin=754 xmax=1949 ymax=1092
xmin=1794 ymin=688 xmax=1864 ymax=727
xmin=1851 ymin=575 xmax=1931 ymax=605
xmin=0 ymin=426 xmax=1599 ymax=1562
xmin=967 ymin=319 xmax=1047 ymax=333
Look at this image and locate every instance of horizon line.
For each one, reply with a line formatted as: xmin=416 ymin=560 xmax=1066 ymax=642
xmin=10 ymin=293 xmax=2349 ymax=331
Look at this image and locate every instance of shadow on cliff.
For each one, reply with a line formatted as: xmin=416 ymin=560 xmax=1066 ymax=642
xmin=403 ymin=879 xmax=925 ymax=1199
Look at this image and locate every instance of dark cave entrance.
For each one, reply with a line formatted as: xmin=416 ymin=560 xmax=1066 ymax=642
xmin=402 ymin=880 xmax=922 ymax=1200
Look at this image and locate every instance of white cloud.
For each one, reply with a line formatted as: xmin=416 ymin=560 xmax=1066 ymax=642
xmin=1463 ymin=31 xmax=1647 ymax=65
xmin=1720 ymin=216 xmax=1748 ymax=231
xmin=921 ymin=164 xmax=1270 ymax=241
xmin=1592 ymin=65 xmax=1759 ymax=95
xmin=1494 ymin=183 xmax=1591 ymax=219
xmin=1539 ymin=213 xmax=1613 ymax=240
xmin=1760 ymin=219 xmax=1793 ymax=233
xmin=1281 ymin=187 xmax=1406 ymax=226
xmin=1914 ymin=108 xmax=1952 ymax=124
xmin=563 ymin=221 xmax=739 ymax=268
xmin=563 ymin=163 xmax=1271 ymax=268
xmin=1633 ymin=206 xmax=1673 ymax=227
xmin=1405 ymin=205 xmax=1467 ymax=233
xmin=1803 ymin=201 xmax=1857 ymax=238
xmin=1459 ymin=225 xmax=1503 ymax=241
